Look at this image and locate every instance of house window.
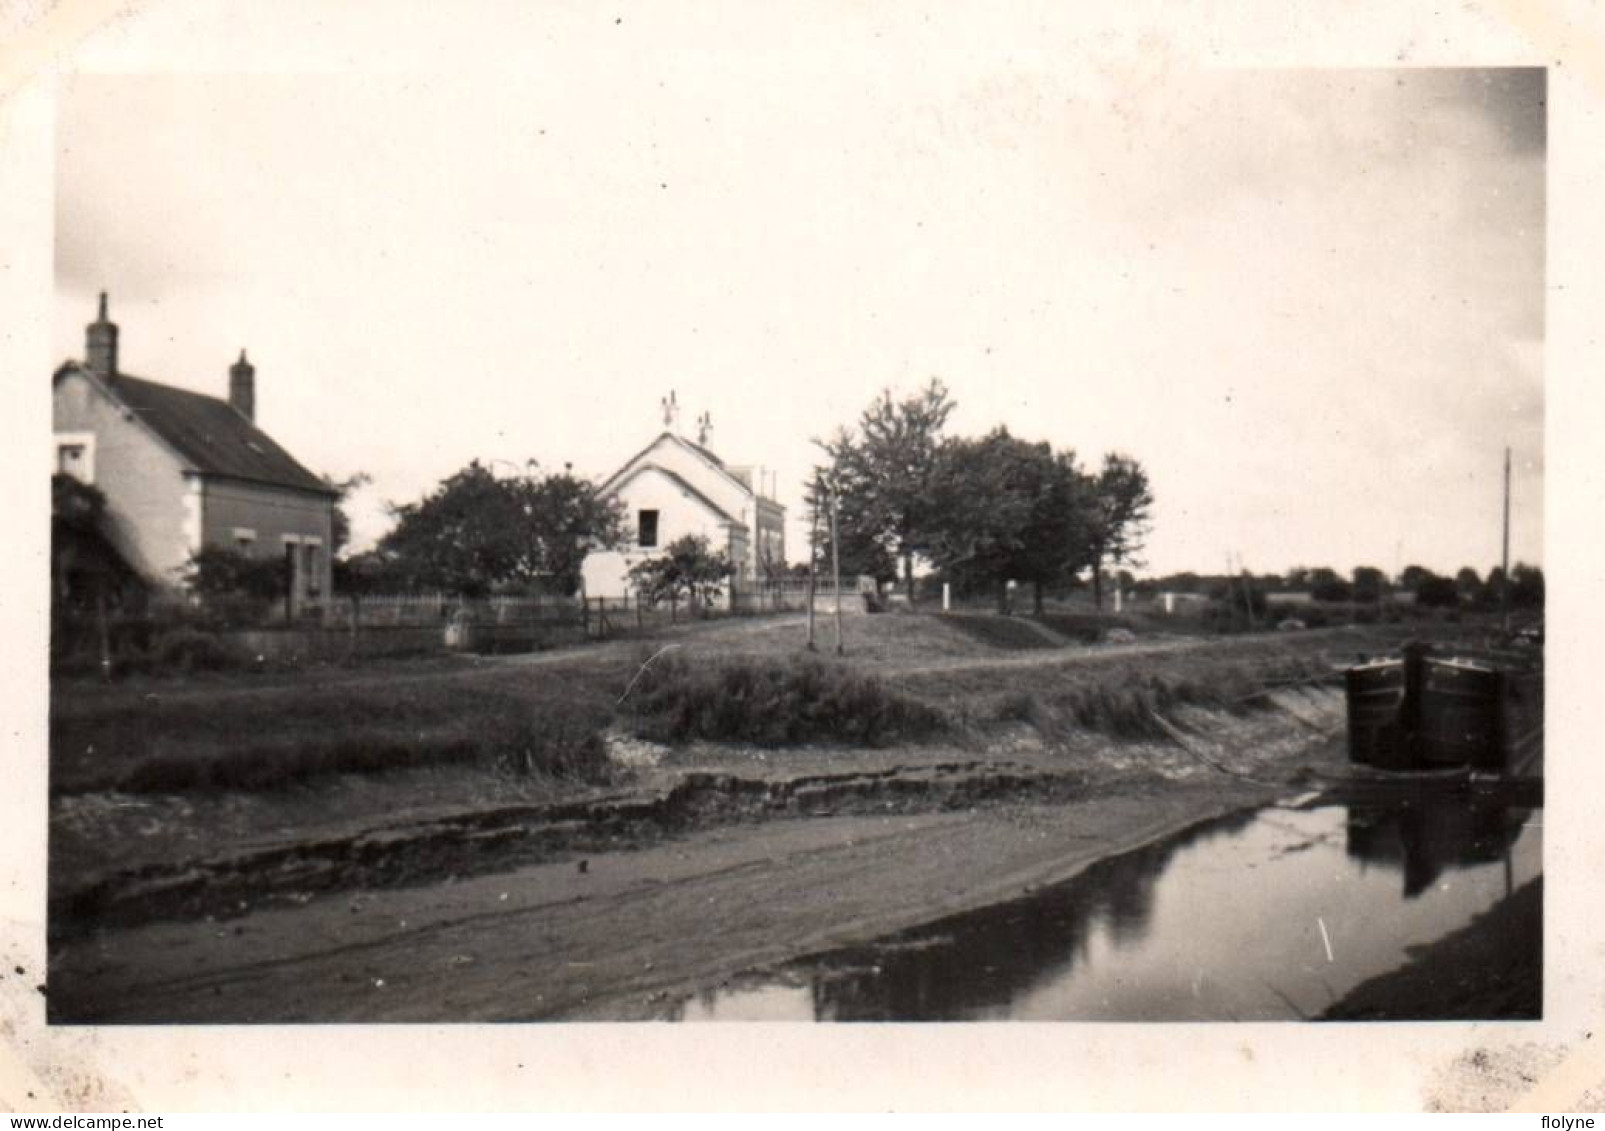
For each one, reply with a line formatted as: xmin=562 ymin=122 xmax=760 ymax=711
xmin=304 ymin=544 xmax=321 ymax=596
xmin=638 ymin=509 xmax=659 ymax=549
xmin=54 ymin=433 xmax=95 ymax=483
xmin=233 ymin=527 xmax=257 ymax=551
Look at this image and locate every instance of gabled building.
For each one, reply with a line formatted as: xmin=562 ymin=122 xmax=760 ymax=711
xmin=52 ymin=294 xmax=338 ymax=611
xmin=581 ymin=398 xmax=786 ymax=599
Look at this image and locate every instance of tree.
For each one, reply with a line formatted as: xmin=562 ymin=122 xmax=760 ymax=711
xmin=1510 ymin=563 xmax=1545 ymax=609
xmin=1454 ymin=566 xmax=1483 ymax=605
xmin=1482 ymin=566 xmax=1508 ymax=609
xmin=1399 ymin=564 xmax=1433 ymax=591
xmin=626 ymin=535 xmax=733 ymax=614
xmin=52 ymin=474 xmax=136 ymax=611
xmin=1010 ymin=447 xmax=1096 ymax=614
xmin=1310 ymin=568 xmax=1352 ymax=603
xmin=378 ymin=460 xmax=625 ymax=596
xmin=923 ymin=430 xmax=1094 ymax=613
xmin=816 ymin=378 xmax=955 ymax=600
xmin=185 ymin=546 xmax=288 ymax=600
xmin=1416 ymin=574 xmax=1459 ymax=608
xmin=805 ymin=470 xmax=898 ymax=587
xmin=1086 ymin=453 xmax=1153 ymax=610
xmin=1352 ymin=566 xmax=1386 ymax=605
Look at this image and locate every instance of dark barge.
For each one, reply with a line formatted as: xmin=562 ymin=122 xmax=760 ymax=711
xmin=1345 ymin=640 xmax=1543 ymax=780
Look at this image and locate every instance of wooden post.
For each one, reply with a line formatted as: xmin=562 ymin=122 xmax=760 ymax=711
xmin=806 ymin=480 xmax=819 ymax=651
xmin=96 ymin=588 xmax=111 ymax=682
xmin=1501 ymin=446 xmax=1511 ymax=634
xmin=830 ymin=492 xmax=844 ymax=655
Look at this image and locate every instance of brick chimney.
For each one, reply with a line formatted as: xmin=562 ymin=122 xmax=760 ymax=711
xmin=229 ymin=349 xmax=255 ymax=421
xmin=85 ymin=291 xmax=118 ymax=377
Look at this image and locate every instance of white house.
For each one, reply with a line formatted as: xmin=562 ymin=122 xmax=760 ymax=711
xmin=581 ymin=400 xmax=785 ymax=599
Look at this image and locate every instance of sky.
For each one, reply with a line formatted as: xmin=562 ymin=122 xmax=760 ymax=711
xmin=52 ymin=9 xmax=1545 ymax=580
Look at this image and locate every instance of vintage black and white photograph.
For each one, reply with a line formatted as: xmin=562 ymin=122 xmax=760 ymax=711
xmin=28 ymin=3 xmax=1556 ymax=1056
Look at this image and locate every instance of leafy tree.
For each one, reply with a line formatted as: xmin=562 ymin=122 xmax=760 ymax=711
xmin=1310 ymin=568 xmax=1352 ymax=603
xmin=1011 ymin=447 xmax=1096 ymax=614
xmin=923 ymin=430 xmax=1093 ymax=613
xmin=1454 ymin=566 xmax=1483 ymax=605
xmin=1087 ymin=453 xmax=1153 ymax=610
xmin=1510 ymin=563 xmax=1545 ymax=609
xmin=1352 ymin=566 xmax=1387 ymax=604
xmin=378 ymin=460 xmax=625 ymax=596
xmin=816 ymin=378 xmax=955 ymax=600
xmin=805 ymin=469 xmax=898 ymax=587
xmin=626 ymin=535 xmax=733 ymax=612
xmin=1399 ymin=564 xmax=1434 ymax=590
xmin=1415 ymin=574 xmax=1459 ymax=608
xmin=1482 ymin=566 xmax=1508 ymax=609
xmin=51 ymin=474 xmax=133 ymax=609
xmin=185 ymin=546 xmax=289 ymax=600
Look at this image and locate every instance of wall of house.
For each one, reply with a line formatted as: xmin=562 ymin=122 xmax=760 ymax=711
xmin=53 ymin=370 xmax=193 ymax=587
xmin=201 ymin=478 xmax=335 ymax=601
xmin=581 ymin=466 xmax=740 ymax=598
xmin=753 ymin=498 xmax=786 ymax=578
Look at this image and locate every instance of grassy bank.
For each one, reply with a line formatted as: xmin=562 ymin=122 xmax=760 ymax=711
xmin=50 ymin=614 xmax=1383 ymax=798
xmin=905 ymin=648 xmax=1340 ymax=740
xmin=50 ymin=667 xmax=617 ymax=795
xmin=621 ymin=650 xmax=945 ymax=746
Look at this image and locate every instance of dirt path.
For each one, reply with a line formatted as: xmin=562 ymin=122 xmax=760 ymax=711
xmin=47 ymin=779 xmax=1277 ymax=1022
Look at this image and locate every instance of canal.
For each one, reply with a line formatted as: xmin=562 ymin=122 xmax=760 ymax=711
xmin=670 ymin=789 xmax=1541 ymax=1021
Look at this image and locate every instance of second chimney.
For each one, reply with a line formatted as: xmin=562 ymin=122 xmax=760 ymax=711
xmin=229 ymin=349 xmax=255 ymax=421
xmin=86 ymin=291 xmax=118 ymax=377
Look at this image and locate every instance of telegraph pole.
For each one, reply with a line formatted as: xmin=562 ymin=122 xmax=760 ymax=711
xmin=805 ymin=477 xmax=819 ymax=651
xmin=1501 ymin=446 xmax=1512 ymax=633
xmin=829 ymin=490 xmax=844 ymax=655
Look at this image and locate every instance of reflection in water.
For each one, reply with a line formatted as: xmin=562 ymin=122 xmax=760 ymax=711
xmin=672 ymin=793 xmax=1540 ymax=1022
xmin=1345 ymin=791 xmax=1530 ymax=897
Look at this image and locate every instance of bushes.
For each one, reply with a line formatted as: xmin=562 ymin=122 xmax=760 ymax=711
xmin=110 ymin=708 xmax=611 ymax=794
xmin=150 ymin=628 xmax=250 ymax=673
xmin=622 ymin=652 xmax=946 ymax=747
xmin=51 ymin=671 xmax=618 ymax=796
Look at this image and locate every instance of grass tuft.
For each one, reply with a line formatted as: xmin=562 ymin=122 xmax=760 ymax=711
xmin=622 ymin=651 xmax=946 ymax=747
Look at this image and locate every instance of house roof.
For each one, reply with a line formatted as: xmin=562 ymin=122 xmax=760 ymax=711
xmin=599 ymin=430 xmax=780 ymax=511
xmin=612 ymin=462 xmax=746 ymax=528
xmin=57 ymin=363 xmax=336 ymax=496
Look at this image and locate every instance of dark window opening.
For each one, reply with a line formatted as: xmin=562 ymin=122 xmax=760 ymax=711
xmin=638 ymin=509 xmax=659 ymax=548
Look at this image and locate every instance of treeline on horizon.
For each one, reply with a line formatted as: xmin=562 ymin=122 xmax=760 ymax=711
xmin=1137 ymin=562 xmax=1545 ymax=610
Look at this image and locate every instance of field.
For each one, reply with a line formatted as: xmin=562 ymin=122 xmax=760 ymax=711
xmin=45 ymin=607 xmax=1484 ymax=1021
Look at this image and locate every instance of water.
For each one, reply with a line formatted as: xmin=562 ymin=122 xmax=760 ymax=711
xmin=671 ymin=792 xmax=1541 ymax=1021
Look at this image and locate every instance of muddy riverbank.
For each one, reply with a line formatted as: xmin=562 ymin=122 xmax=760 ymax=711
xmin=52 ymin=617 xmax=1517 ymax=1023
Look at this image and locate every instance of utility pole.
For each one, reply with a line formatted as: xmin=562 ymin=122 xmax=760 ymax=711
xmin=805 ymin=479 xmax=819 ymax=651
xmin=1501 ymin=446 xmax=1512 ymax=634
xmin=829 ymin=490 xmax=844 ymax=655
